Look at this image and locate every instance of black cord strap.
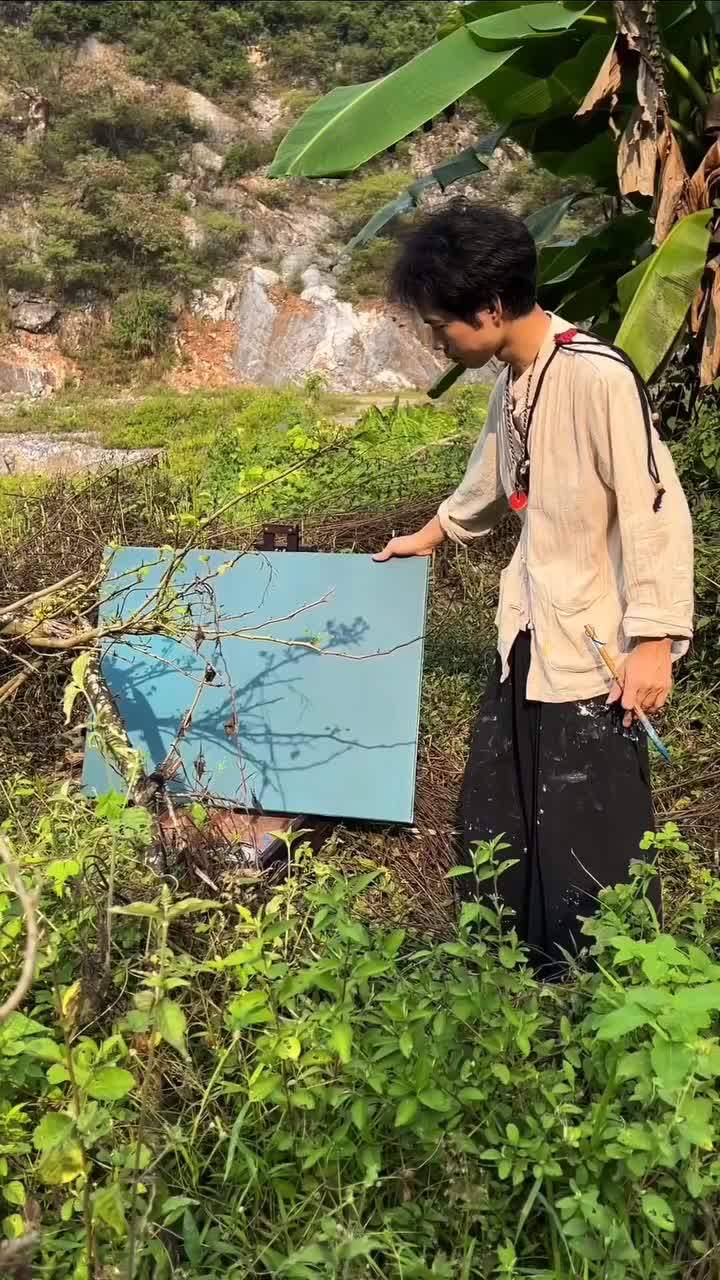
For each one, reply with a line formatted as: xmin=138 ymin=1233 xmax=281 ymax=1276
xmin=554 ymin=332 xmax=666 ymax=512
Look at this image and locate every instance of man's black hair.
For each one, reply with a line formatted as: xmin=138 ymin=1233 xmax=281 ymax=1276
xmin=390 ymin=197 xmax=537 ymax=322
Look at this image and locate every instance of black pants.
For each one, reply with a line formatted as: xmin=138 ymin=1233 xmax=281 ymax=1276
xmin=460 ymin=631 xmax=658 ymax=969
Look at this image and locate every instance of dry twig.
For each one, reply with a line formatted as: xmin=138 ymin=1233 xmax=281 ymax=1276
xmin=0 ymin=836 xmax=39 ymax=1023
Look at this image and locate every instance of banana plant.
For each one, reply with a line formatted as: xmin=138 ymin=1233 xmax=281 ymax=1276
xmin=271 ymin=1 xmax=720 ymax=390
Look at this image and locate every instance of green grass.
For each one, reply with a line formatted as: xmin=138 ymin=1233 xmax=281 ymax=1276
xmin=1 ymin=379 xmax=720 ymax=1279
xmin=0 ymin=385 xmax=491 ymax=513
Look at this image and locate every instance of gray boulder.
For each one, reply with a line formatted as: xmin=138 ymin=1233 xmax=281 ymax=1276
xmin=9 ymin=293 xmax=59 ymax=334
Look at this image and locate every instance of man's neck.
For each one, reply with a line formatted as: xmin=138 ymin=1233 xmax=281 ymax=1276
xmin=499 ymin=306 xmax=551 ymax=378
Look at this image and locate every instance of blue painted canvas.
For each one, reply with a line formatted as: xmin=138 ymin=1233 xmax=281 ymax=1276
xmin=82 ymin=547 xmax=429 ymax=824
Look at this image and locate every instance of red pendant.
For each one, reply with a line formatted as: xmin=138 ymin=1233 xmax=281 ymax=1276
xmin=509 ymin=490 xmax=528 ymax=512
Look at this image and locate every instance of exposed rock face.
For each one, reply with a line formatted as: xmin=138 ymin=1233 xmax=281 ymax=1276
xmin=187 ymin=141 xmax=225 ymax=177
xmin=183 ymin=89 xmax=240 ymax=147
xmin=0 ymin=359 xmax=58 ymax=399
xmin=0 ymin=335 xmax=77 ymax=400
xmin=0 ymin=434 xmax=162 ymax=476
xmin=8 ymin=292 xmax=59 ymax=334
xmin=186 ymin=271 xmax=495 ymax=393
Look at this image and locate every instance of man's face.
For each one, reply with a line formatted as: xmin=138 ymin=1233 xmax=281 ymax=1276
xmin=422 ymin=306 xmax=503 ymax=367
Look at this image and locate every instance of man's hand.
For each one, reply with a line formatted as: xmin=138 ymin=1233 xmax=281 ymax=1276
xmin=373 ymin=514 xmax=446 ymax=562
xmin=607 ymin=638 xmax=673 ymax=728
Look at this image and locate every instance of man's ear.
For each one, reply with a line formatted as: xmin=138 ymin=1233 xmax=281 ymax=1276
xmin=487 ymin=299 xmax=503 ymax=327
xmin=472 ymin=305 xmax=499 ymax=330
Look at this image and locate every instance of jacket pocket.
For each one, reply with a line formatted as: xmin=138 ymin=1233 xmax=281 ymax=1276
xmin=549 ymin=588 xmax=617 ymax=675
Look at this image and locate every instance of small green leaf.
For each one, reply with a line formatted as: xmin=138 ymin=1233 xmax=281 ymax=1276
xmin=156 ymin=998 xmax=188 ymax=1059
xmin=399 ymin=1031 xmax=413 ymax=1060
xmin=506 ymin=1122 xmax=520 ymax=1144
xmin=38 ymin=1140 xmax=85 ymax=1186
xmin=595 ymin=1003 xmax=652 ymax=1040
xmin=290 ymin=1088 xmax=316 ymax=1110
xmin=491 ymin=1063 xmax=511 ymax=1086
xmin=183 ymin=1208 xmax=203 ymax=1266
xmin=330 ymin=1022 xmax=353 ymax=1064
xmin=641 ymin=1191 xmax=675 ymax=1233
xmin=418 ymin=1088 xmax=454 ymax=1113
xmin=227 ymin=991 xmax=272 ymax=1028
xmin=3 ymin=1183 xmax=25 ymax=1208
xmin=93 ymin=1182 xmax=127 ymax=1236
xmin=16 ymin=1037 xmax=63 ymax=1063
xmin=395 ymin=1097 xmax=419 ymax=1128
xmin=33 ymin=1112 xmax=74 ymax=1152
xmin=111 ymin=902 xmax=159 ymax=919
xmin=650 ymin=1038 xmax=694 ymax=1091
xmin=167 ymin=897 xmax=221 ymax=920
xmin=63 ymin=682 xmax=83 ymax=725
xmin=70 ymin=651 xmax=92 ymax=689
xmin=278 ymin=1036 xmax=301 ymax=1062
xmin=87 ymin=1066 xmax=136 ymax=1102
xmin=351 ymin=1099 xmax=369 ymax=1132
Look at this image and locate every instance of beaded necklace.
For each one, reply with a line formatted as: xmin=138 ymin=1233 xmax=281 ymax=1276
xmin=503 ymin=353 xmax=538 ymax=513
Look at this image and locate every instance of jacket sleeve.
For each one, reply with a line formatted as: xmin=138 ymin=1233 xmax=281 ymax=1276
xmin=583 ymin=355 xmax=694 ymax=659
xmin=437 ymin=389 xmax=506 ymax=543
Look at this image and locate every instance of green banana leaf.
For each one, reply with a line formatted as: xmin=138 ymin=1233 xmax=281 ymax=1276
xmin=525 ymin=192 xmax=592 ymax=243
xmin=427 ymin=363 xmax=467 ymax=401
xmin=345 ymin=129 xmax=506 ymax=253
xmin=469 ymin=0 xmax=594 ymax=47
xmin=268 ymin=27 xmax=516 ymax=177
xmin=462 ymin=1 xmax=614 ymax=26
xmin=615 ymin=210 xmax=712 ymax=382
xmin=466 ymin=22 xmax=610 ymax=121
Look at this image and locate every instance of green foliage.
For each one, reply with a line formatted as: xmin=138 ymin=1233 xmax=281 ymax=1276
xmin=335 ymin=237 xmax=395 ymax=303
xmin=0 ymin=138 xmax=47 ymax=201
xmin=201 ymin=398 xmax=483 ymax=518
xmin=332 ymin=171 xmax=414 ymax=237
xmin=29 ymin=1 xmax=253 ymax=101
xmin=2 ymin=792 xmax=720 ymax=1277
xmin=663 ymin=391 xmax=720 ymax=685
xmin=222 ymin=137 xmax=274 ymax=180
xmin=50 ymin=97 xmax=197 ymax=167
xmin=21 ymin=1 xmax=446 ymax=97
xmin=0 ymin=230 xmax=44 ymax=293
xmin=194 ymin=210 xmax=248 ymax=268
xmin=27 ymin=183 xmax=243 ymax=299
xmin=110 ymin=289 xmax=175 ymax=359
xmin=616 ymin=211 xmax=713 ymax=382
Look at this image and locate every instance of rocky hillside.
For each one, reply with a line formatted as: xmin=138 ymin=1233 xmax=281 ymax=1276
xmin=0 ymin=2 xmax=575 ymax=399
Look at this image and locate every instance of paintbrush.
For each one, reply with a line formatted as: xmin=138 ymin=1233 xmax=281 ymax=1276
xmin=584 ymin=624 xmax=671 ymax=763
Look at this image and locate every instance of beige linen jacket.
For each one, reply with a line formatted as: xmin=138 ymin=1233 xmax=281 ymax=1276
xmin=437 ymin=314 xmax=694 ymax=702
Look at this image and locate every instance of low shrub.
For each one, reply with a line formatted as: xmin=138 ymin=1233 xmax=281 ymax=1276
xmin=335 ymin=237 xmax=395 ymax=303
xmin=0 ymin=792 xmax=718 ymax=1279
xmin=332 ymin=170 xmax=414 ymax=237
xmin=222 ymin=137 xmax=274 ymax=180
xmin=110 ymin=288 xmax=175 ymax=359
xmin=195 ymin=210 xmax=248 ymax=268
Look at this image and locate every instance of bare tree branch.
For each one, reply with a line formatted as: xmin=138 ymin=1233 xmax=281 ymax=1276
xmin=0 ymin=570 xmax=84 ymax=622
xmin=0 ymin=836 xmax=39 ymax=1024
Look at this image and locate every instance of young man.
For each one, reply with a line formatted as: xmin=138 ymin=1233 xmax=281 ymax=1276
xmin=375 ymin=199 xmax=694 ymax=968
